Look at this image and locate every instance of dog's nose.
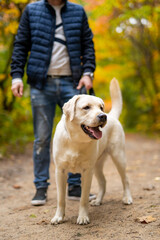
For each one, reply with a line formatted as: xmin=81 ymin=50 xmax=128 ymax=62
xmin=97 ymin=113 xmax=107 ymax=123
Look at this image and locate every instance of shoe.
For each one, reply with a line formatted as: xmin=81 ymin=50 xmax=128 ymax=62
xmin=67 ymin=185 xmax=96 ymax=201
xmin=31 ymin=188 xmax=47 ymax=206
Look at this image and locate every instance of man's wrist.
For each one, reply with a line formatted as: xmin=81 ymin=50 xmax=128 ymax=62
xmin=83 ymin=72 xmax=94 ymax=81
xmin=12 ymin=78 xmax=23 ymax=85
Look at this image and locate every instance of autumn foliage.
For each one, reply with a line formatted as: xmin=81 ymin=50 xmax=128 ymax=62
xmin=0 ymin=0 xmax=160 ymax=153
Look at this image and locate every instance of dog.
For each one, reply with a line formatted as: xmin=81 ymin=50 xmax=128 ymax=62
xmin=51 ymin=78 xmax=132 ymax=225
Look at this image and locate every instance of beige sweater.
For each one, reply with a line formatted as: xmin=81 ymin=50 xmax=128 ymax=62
xmin=47 ymin=4 xmax=72 ymax=76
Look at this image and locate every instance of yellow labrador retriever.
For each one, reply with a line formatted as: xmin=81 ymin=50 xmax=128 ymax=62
xmin=51 ymin=78 xmax=132 ymax=225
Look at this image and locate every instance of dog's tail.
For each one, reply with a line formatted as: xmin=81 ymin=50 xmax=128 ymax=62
xmin=109 ymin=78 xmax=122 ymax=119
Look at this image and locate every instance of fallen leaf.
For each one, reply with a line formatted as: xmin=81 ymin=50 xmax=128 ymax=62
xmin=143 ymin=184 xmax=155 ymax=191
xmin=43 ymin=209 xmax=49 ymax=213
xmin=29 ymin=214 xmax=37 ymax=218
xmin=12 ymin=184 xmax=22 ymax=189
xmin=135 ymin=216 xmax=156 ymax=224
xmin=36 ymin=219 xmax=49 ymax=225
xmin=150 ymin=205 xmax=157 ymax=208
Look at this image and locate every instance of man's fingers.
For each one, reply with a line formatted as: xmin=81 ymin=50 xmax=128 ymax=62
xmin=20 ymin=84 xmax=23 ymax=96
xmin=77 ymin=75 xmax=93 ymax=91
xmin=85 ymin=82 xmax=92 ymax=90
xmin=76 ymin=81 xmax=83 ymax=90
xmin=11 ymin=86 xmax=18 ymax=97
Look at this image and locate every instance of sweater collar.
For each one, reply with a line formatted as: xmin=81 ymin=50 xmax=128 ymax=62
xmin=44 ymin=0 xmax=67 ymax=5
xmin=44 ymin=0 xmax=67 ymax=12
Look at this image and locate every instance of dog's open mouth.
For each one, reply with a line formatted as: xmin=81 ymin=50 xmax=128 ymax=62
xmin=81 ymin=124 xmax=103 ymax=140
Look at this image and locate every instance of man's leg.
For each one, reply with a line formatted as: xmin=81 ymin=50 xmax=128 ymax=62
xmin=30 ymin=86 xmax=56 ymax=205
xmin=58 ymin=77 xmax=96 ymax=201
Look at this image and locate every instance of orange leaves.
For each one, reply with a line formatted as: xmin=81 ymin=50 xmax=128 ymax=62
xmin=0 ymin=1 xmax=21 ymax=36
xmin=4 ymin=7 xmax=20 ymax=18
xmin=94 ymin=66 xmax=109 ymax=84
xmin=85 ymin=0 xmax=106 ymax=12
xmin=135 ymin=216 xmax=157 ymax=224
xmin=5 ymin=21 xmax=19 ymax=35
xmin=104 ymin=99 xmax=112 ymax=113
xmin=91 ymin=16 xmax=109 ymax=35
xmin=0 ymin=1 xmax=20 ymax=21
xmin=13 ymin=0 xmax=28 ymax=3
xmin=0 ymin=74 xmax=6 ymax=81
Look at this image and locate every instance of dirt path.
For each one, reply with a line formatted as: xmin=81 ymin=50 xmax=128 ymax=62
xmin=0 ymin=134 xmax=160 ymax=240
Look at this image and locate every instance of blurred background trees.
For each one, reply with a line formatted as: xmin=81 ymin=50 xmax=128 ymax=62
xmin=0 ymin=0 xmax=160 ymax=155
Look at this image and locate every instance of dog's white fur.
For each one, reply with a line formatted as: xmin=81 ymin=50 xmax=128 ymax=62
xmin=51 ymin=78 xmax=132 ymax=225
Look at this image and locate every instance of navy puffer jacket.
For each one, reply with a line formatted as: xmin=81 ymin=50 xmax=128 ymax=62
xmin=11 ymin=0 xmax=95 ymax=89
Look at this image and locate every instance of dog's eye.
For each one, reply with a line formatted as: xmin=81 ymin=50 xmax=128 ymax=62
xmin=100 ymin=106 xmax=104 ymax=111
xmin=83 ymin=106 xmax=90 ymax=110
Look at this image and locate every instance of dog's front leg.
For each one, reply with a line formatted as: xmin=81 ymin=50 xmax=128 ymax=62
xmin=77 ymin=169 xmax=93 ymax=225
xmin=51 ymin=168 xmax=67 ymax=225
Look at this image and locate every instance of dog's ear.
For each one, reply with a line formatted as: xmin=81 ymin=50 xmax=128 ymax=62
xmin=63 ymin=95 xmax=80 ymax=121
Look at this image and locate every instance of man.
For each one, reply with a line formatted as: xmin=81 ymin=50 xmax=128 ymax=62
xmin=11 ymin=0 xmax=96 ymax=205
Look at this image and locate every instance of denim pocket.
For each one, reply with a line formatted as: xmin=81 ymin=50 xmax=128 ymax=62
xmin=30 ymin=88 xmax=48 ymax=107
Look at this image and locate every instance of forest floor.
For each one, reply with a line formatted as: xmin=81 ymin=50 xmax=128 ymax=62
xmin=0 ymin=133 xmax=160 ymax=240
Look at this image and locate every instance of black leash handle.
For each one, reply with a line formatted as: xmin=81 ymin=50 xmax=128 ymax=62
xmin=89 ymin=88 xmax=95 ymax=96
xmin=80 ymin=87 xmax=96 ymax=96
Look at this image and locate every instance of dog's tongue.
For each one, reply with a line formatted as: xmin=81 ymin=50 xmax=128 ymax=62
xmin=89 ymin=127 xmax=102 ymax=139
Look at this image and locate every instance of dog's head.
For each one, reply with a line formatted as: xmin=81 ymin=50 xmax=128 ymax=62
xmin=63 ymin=94 xmax=107 ymax=140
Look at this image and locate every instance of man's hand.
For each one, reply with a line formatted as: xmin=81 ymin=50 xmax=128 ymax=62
xmin=76 ymin=75 xmax=93 ymax=91
xmin=11 ymin=82 xmax=24 ymax=97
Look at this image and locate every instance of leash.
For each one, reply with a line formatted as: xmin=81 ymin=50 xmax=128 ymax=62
xmin=89 ymin=88 xmax=95 ymax=96
xmin=80 ymin=87 xmax=96 ymax=96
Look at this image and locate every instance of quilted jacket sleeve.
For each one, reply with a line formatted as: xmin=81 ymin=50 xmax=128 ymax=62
xmin=10 ymin=6 xmax=31 ymax=80
xmin=81 ymin=9 xmax=96 ymax=74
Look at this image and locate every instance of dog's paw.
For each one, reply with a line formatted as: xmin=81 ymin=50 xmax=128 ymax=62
xmin=90 ymin=199 xmax=101 ymax=206
xmin=77 ymin=216 xmax=90 ymax=225
xmin=122 ymin=195 xmax=133 ymax=205
xmin=51 ymin=215 xmax=64 ymax=225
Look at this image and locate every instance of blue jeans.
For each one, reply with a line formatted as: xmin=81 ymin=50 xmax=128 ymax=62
xmin=30 ymin=76 xmax=84 ymax=189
